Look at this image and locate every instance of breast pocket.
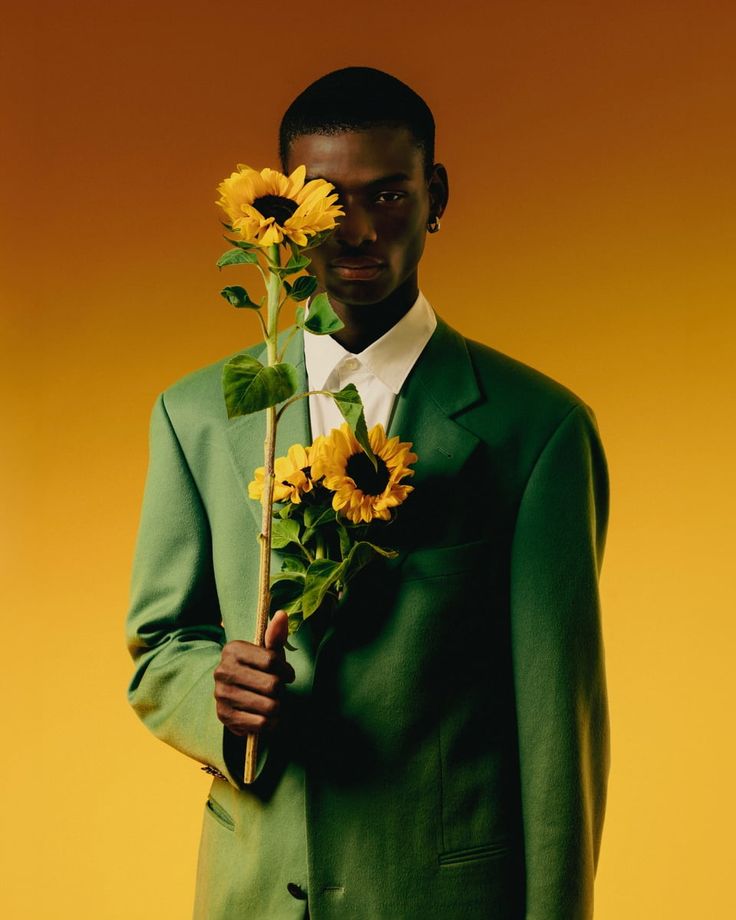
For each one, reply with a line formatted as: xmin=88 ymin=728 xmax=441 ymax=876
xmin=398 ymin=538 xmax=491 ymax=582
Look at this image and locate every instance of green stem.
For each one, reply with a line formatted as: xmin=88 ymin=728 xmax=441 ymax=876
xmin=276 ymin=388 xmax=336 ymax=422
xmin=265 ymin=244 xmax=281 ymax=362
xmin=245 ymin=243 xmax=282 ymax=785
xmin=255 ymin=309 xmax=268 ymax=342
xmin=277 ymin=322 xmax=299 ymax=364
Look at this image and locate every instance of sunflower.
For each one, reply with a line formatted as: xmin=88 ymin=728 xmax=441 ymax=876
xmin=216 ymin=164 xmax=343 ymax=248
xmin=248 ymin=438 xmax=325 ymax=504
xmin=311 ymin=424 xmax=417 ymax=524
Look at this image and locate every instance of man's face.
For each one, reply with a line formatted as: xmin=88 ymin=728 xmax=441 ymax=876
xmin=285 ymin=127 xmax=447 ymax=307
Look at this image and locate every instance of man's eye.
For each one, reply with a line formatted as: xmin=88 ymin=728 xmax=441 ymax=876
xmin=375 ymin=191 xmax=405 ymax=204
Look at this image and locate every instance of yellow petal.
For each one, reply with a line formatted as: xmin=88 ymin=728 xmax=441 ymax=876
xmin=284 ymin=226 xmax=308 ymax=247
xmin=287 ymin=164 xmax=306 ymax=193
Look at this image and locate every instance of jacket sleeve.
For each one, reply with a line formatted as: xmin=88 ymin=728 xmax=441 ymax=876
xmin=509 ymin=402 xmax=610 ymax=920
xmin=125 ymin=392 xmax=257 ymax=789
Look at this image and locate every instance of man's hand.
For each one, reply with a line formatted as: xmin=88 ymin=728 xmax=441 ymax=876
xmin=214 ymin=610 xmax=295 ymax=736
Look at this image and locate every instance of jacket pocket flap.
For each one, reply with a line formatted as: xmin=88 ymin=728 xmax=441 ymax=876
xmin=399 ymin=539 xmax=490 ymax=582
xmin=205 ymin=795 xmax=235 ymax=831
xmin=438 ymin=840 xmax=510 ymax=866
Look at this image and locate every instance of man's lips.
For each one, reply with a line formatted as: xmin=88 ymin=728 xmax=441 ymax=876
xmin=329 ymin=257 xmax=385 ymax=280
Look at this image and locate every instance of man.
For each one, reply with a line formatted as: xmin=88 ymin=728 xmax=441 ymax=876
xmin=126 ymin=67 xmax=610 ymax=919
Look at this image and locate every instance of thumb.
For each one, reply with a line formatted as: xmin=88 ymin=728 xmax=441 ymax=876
xmin=265 ymin=609 xmax=289 ymax=651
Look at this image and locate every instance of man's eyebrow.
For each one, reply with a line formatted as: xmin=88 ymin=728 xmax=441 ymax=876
xmin=305 ymin=171 xmax=412 ymax=188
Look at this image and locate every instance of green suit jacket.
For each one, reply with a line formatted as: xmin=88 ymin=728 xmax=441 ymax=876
xmin=126 ymin=315 xmax=610 ymax=920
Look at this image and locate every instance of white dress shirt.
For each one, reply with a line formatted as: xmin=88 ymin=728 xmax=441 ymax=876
xmin=303 ymin=291 xmax=437 ymax=440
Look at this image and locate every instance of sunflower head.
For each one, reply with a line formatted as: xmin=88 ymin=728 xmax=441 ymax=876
xmin=216 ymin=164 xmax=343 ymax=249
xmin=311 ymin=424 xmax=417 ymax=524
xmin=248 ymin=439 xmax=325 ymax=504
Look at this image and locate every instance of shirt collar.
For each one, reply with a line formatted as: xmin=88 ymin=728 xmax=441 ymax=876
xmin=303 ymin=290 xmax=437 ymax=394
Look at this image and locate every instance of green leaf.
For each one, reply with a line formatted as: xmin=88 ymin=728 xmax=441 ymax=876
xmin=295 ymin=304 xmax=306 ymax=328
xmin=219 ymin=285 xmax=260 ymax=309
xmin=337 ymin=522 xmax=351 ymax=560
xmin=280 ymin=553 xmax=307 ymax=574
xmin=288 ymin=274 xmax=318 ymax=302
xmin=302 ymin=558 xmax=342 ymax=619
xmin=301 ymin=227 xmax=336 ymax=251
xmin=299 ymin=540 xmax=397 ymax=620
xmin=302 ymin=504 xmax=338 ymax=544
xmin=289 ymin=254 xmax=311 ymax=272
xmin=217 ymin=248 xmax=258 ymax=269
xmin=222 ymin=353 xmax=262 ymax=416
xmin=303 ymin=504 xmax=335 ymax=529
xmin=340 ymin=540 xmax=397 ymax=585
xmin=272 ymin=253 xmax=311 ymax=278
xmin=223 ymin=236 xmax=257 ymax=251
xmin=243 ymin=363 xmax=298 ymax=413
xmin=271 ymin=536 xmax=395 ymax=624
xmin=303 ymin=292 xmax=344 ymax=335
xmin=330 ymin=383 xmax=376 ymax=466
xmin=269 ymin=575 xmax=304 ymax=616
xmin=271 ymin=517 xmax=301 ymax=549
xmin=286 ymin=612 xmax=304 ymax=636
xmin=271 ymin=571 xmax=306 ymax=585
xmin=222 ymin=356 xmax=298 ymax=417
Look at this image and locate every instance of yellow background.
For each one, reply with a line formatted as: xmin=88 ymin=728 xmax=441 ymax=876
xmin=3 ymin=1 xmax=734 ymax=916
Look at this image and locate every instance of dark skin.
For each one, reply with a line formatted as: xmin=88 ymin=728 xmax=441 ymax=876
xmin=214 ymin=126 xmax=449 ymax=737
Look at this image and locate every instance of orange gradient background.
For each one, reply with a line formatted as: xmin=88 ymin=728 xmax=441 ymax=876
xmin=3 ymin=1 xmax=735 ymax=917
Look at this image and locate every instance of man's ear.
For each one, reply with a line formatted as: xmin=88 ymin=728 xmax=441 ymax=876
xmin=428 ymin=163 xmax=449 ymax=219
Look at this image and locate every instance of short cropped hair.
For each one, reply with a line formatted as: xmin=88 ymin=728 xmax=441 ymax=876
xmin=279 ymin=67 xmax=435 ymax=177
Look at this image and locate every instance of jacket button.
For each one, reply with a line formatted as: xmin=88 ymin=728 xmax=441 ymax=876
xmin=287 ymin=882 xmax=307 ymax=900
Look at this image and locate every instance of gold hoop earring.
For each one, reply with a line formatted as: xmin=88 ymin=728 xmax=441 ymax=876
xmin=427 ymin=216 xmax=441 ymax=234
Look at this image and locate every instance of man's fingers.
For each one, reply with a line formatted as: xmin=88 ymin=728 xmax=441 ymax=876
xmin=265 ymin=610 xmax=296 ymax=683
xmin=214 ymin=617 xmax=296 ymax=733
xmin=216 ymin=686 xmax=281 ymax=718
xmin=221 ymin=711 xmax=281 ymax=737
xmin=215 ymin=664 xmax=281 ymax=697
xmin=223 ymin=640 xmax=294 ymax=682
xmin=265 ymin=609 xmax=289 ymax=651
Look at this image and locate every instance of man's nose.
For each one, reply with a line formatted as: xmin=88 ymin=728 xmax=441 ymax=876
xmin=335 ymin=203 xmax=377 ymax=247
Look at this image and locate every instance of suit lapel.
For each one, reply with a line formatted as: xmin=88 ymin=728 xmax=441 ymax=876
xmin=388 ymin=315 xmax=482 ymax=490
xmin=223 ymin=328 xmax=310 ymax=528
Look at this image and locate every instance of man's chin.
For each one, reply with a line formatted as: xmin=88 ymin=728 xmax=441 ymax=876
xmin=325 ymin=279 xmax=394 ymax=307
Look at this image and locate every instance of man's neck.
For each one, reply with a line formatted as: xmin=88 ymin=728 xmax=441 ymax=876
xmin=327 ymin=277 xmax=419 ymax=353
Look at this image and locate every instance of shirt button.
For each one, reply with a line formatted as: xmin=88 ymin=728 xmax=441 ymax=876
xmin=287 ymin=882 xmax=307 ymax=900
xmin=342 ymin=357 xmax=359 ymax=371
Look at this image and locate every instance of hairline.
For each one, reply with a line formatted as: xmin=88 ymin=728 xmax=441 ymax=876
xmin=280 ymin=123 xmax=434 ymax=178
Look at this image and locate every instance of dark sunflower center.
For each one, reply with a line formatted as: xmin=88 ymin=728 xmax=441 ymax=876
xmin=346 ymin=453 xmax=390 ymax=496
xmin=253 ymin=194 xmax=298 ymax=225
